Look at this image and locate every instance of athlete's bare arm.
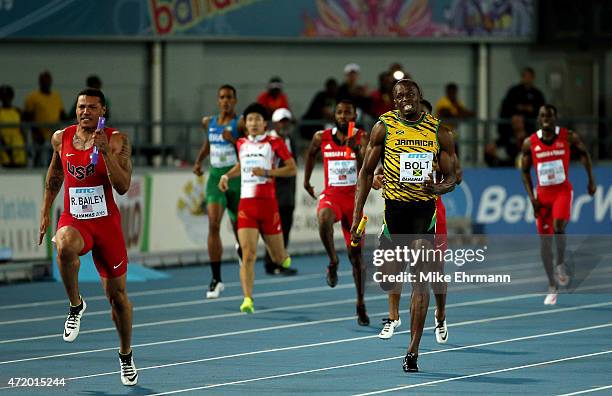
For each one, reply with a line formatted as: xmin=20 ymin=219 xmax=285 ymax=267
xmin=253 ymin=158 xmax=297 ymax=178
xmin=39 ymin=130 xmax=64 ymax=245
xmin=424 ymin=124 xmax=456 ymax=195
xmin=351 ymin=121 xmax=385 ymax=238
xmin=193 ymin=116 xmax=211 ymax=176
xmin=520 ymin=137 xmax=540 ymax=216
xmin=353 ymin=131 xmax=369 ymax=171
xmin=218 ymin=162 xmax=240 ymax=192
xmin=303 ymin=131 xmax=323 ymax=199
xmin=569 ymin=131 xmax=596 ymax=195
xmin=96 ymin=130 xmax=132 ymax=195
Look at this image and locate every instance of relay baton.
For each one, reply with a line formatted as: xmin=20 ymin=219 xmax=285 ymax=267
xmin=345 ymin=121 xmax=355 ymax=159
xmin=91 ymin=116 xmax=105 ymax=166
xmin=350 ymin=215 xmax=368 ymax=247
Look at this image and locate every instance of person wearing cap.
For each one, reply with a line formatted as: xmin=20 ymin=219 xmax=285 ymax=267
xmin=337 ymin=63 xmax=370 ymax=117
xmin=218 ymin=103 xmax=297 ymax=313
xmin=0 ymin=85 xmax=26 ymax=167
xmin=257 ymin=76 xmax=290 ymax=115
xmin=263 ymin=108 xmax=299 ymax=276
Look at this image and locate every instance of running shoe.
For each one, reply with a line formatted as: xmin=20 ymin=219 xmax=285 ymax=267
xmin=544 ymin=286 xmax=558 ymax=305
xmin=326 ymin=262 xmax=338 ymax=288
xmin=63 ymin=296 xmax=86 ymax=342
xmin=235 ymin=243 xmax=243 ymax=267
xmin=240 ymin=297 xmax=254 ymax=314
xmin=119 ymin=350 xmax=138 ymax=386
xmin=274 ymin=266 xmax=298 ymax=276
xmin=378 ymin=317 xmax=401 ymax=339
xmin=402 ymin=352 xmax=418 ymax=372
xmin=434 ymin=309 xmax=448 ymax=344
xmin=206 ymin=279 xmax=224 ymax=299
xmin=357 ymin=304 xmax=370 ymax=326
xmin=555 ymin=263 xmax=570 ymax=287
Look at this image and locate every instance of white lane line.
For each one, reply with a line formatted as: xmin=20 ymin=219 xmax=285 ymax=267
xmin=1 ymin=293 xmax=609 ymax=367
xmin=355 ymin=350 xmax=612 ymax=395
xmin=555 ymin=385 xmax=612 ymax=396
xmin=0 ymin=270 xmax=350 ymax=311
xmin=141 ymin=327 xmax=612 ymax=396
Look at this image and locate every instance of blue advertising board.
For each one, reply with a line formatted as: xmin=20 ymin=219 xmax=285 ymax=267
xmin=443 ymin=167 xmax=612 ymax=234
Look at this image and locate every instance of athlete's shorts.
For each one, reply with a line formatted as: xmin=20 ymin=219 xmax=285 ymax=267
xmin=206 ymin=166 xmax=241 ymax=221
xmin=317 ymin=191 xmax=362 ymax=248
xmin=435 ymin=197 xmax=448 ymax=251
xmin=536 ymin=186 xmax=573 ymax=235
xmin=56 ymin=212 xmax=128 ymax=278
xmin=237 ymin=197 xmax=282 ymax=235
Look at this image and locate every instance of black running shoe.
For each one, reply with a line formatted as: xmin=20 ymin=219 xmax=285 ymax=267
xmin=402 ymin=352 xmax=418 ymax=372
xmin=326 ymin=263 xmax=338 ymax=288
xmin=356 ymin=304 xmax=370 ymax=326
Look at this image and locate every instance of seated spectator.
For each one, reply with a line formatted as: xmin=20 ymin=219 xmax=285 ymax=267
xmin=337 ymin=63 xmax=370 ymax=117
xmin=485 ymin=114 xmax=527 ymax=168
xmin=369 ymin=71 xmax=395 ymax=118
xmin=300 ymin=78 xmax=337 ymax=140
xmin=0 ymin=85 xmax=26 ymax=167
xmin=257 ymin=76 xmax=290 ymax=115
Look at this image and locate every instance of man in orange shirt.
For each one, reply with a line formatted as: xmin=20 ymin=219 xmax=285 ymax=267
xmin=257 ymin=77 xmax=290 ymax=115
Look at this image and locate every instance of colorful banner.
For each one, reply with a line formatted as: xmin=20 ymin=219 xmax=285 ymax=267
xmin=0 ymin=0 xmax=533 ymax=39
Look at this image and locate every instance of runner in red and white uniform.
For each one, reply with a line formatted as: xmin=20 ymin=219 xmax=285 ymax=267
xmin=218 ymin=103 xmax=296 ymax=314
xmin=521 ymin=104 xmax=596 ymax=305
xmin=303 ymin=99 xmax=370 ymax=326
xmin=37 ymin=88 xmax=137 ymax=385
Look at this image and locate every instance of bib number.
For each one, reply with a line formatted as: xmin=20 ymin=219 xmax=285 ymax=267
xmin=399 ymin=153 xmax=433 ymax=183
xmin=69 ymin=185 xmax=108 ymax=219
xmin=241 ymin=156 xmax=268 ymax=185
xmin=210 ymin=144 xmax=237 ymax=168
xmin=537 ymin=159 xmax=565 ymax=186
xmin=328 ymin=160 xmax=357 ymax=186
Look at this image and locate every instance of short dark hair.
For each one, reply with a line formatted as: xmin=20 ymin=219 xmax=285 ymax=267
xmin=522 ymin=67 xmax=535 ymax=76
xmin=243 ymin=102 xmax=269 ymax=120
xmin=420 ymin=99 xmax=433 ymax=113
xmin=393 ymin=79 xmax=422 ymax=97
xmin=86 ymin=75 xmax=102 ymax=88
xmin=336 ymin=99 xmax=355 ymax=111
xmin=218 ymin=84 xmax=236 ymax=97
xmin=541 ymin=104 xmax=558 ymax=117
xmin=76 ymin=88 xmax=106 ymax=106
xmin=0 ymin=85 xmax=14 ymax=98
xmin=445 ymin=83 xmax=458 ymax=92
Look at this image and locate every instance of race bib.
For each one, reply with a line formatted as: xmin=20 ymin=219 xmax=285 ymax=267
xmin=210 ymin=144 xmax=237 ymax=168
xmin=328 ymin=160 xmax=357 ymax=186
xmin=399 ymin=152 xmax=433 ymax=183
xmin=537 ymin=159 xmax=565 ymax=186
xmin=69 ymin=185 xmax=108 ymax=219
xmin=241 ymin=156 xmax=268 ymax=185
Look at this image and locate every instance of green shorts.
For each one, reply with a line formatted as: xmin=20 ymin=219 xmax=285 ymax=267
xmin=206 ymin=166 xmax=241 ymax=221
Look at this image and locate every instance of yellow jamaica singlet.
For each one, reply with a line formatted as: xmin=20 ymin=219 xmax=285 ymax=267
xmin=380 ymin=110 xmax=440 ymax=202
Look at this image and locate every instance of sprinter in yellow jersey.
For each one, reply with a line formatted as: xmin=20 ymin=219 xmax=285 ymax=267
xmin=352 ymin=79 xmax=456 ymax=373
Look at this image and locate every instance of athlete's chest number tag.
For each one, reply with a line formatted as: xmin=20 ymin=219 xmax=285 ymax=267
xmin=399 ymin=153 xmax=433 ymax=183
xmin=69 ymin=185 xmax=108 ymax=219
xmin=328 ymin=160 xmax=357 ymax=186
xmin=210 ymin=144 xmax=237 ymax=168
xmin=537 ymin=159 xmax=565 ymax=186
xmin=241 ymin=156 xmax=268 ymax=185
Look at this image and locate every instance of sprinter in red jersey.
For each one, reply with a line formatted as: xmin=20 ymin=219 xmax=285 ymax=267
xmin=38 ymin=88 xmax=137 ymax=386
xmin=303 ymin=99 xmax=370 ymax=326
xmin=521 ymin=104 xmax=596 ymax=305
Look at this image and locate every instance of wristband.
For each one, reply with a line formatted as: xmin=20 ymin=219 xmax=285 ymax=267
xmin=264 ymin=169 xmax=270 ymax=178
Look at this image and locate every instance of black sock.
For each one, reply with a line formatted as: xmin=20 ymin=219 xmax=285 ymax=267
xmin=119 ymin=350 xmax=132 ymax=361
xmin=210 ymin=261 xmax=222 ymax=282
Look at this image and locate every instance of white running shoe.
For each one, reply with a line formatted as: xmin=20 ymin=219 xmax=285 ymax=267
xmin=119 ymin=351 xmax=138 ymax=386
xmin=555 ymin=264 xmax=570 ymax=287
xmin=544 ymin=286 xmax=558 ymax=305
xmin=434 ymin=309 xmax=448 ymax=344
xmin=206 ymin=279 xmax=225 ymax=299
xmin=63 ymin=297 xmax=86 ymax=342
xmin=378 ymin=318 xmax=401 ymax=339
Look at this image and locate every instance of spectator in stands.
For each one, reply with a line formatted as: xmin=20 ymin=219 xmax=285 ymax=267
xmin=264 ymin=108 xmax=298 ymax=276
xmin=485 ymin=114 xmax=528 ymax=168
xmin=23 ymin=71 xmax=68 ymax=166
xmin=300 ymin=78 xmax=338 ymax=140
xmin=388 ymin=62 xmax=411 ymax=80
xmin=499 ymin=67 xmax=545 ymax=144
xmin=369 ymin=71 xmax=395 ymax=118
xmin=69 ymin=75 xmax=110 ymax=120
xmin=0 ymin=85 xmax=26 ymax=167
xmin=337 ymin=63 xmax=370 ymax=117
xmin=257 ymin=76 xmax=290 ymax=115
xmin=434 ymin=83 xmax=475 ymax=126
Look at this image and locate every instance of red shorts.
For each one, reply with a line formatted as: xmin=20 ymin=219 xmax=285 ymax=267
xmin=435 ymin=197 xmax=448 ymax=251
xmin=57 ymin=212 xmax=128 ymax=278
xmin=317 ymin=191 xmax=361 ymax=248
xmin=536 ymin=186 xmax=573 ymax=234
xmin=237 ymin=197 xmax=282 ymax=235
